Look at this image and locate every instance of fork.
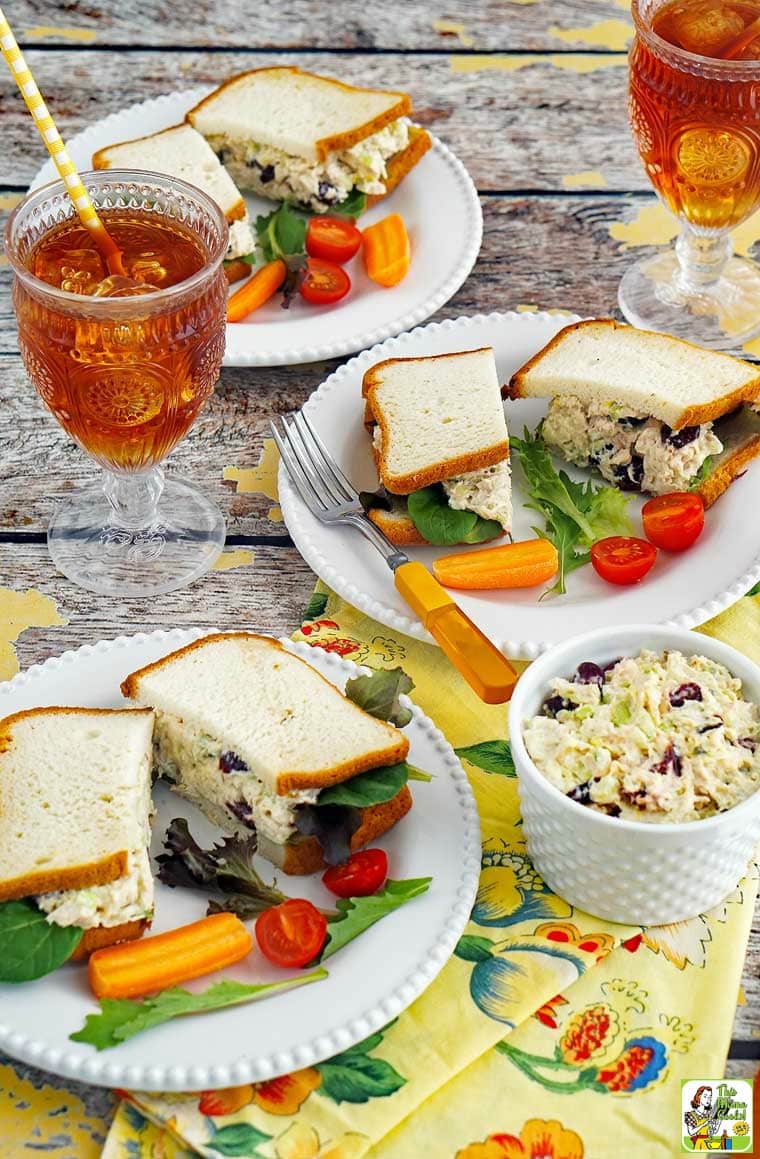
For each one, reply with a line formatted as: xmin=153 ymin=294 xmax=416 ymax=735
xmin=271 ymin=411 xmax=519 ymax=704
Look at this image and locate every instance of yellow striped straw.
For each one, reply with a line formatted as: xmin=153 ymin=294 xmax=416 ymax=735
xmin=0 ymin=6 xmax=125 ymax=274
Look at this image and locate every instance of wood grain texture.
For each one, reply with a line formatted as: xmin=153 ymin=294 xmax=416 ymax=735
xmin=0 ymin=49 xmax=640 ymax=192
xmin=11 ymin=1 xmax=633 ymax=52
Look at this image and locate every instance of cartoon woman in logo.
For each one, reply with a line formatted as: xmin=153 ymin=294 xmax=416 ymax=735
xmin=684 ymin=1086 xmax=722 ymax=1150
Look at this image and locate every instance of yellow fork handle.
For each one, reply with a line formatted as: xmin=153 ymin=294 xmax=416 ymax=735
xmin=394 ymin=561 xmax=519 ymax=704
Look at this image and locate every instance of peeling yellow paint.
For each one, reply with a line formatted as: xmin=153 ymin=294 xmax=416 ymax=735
xmin=0 ymin=193 xmax=21 ymax=211
xmin=608 ymin=201 xmax=760 ymax=258
xmin=550 ymin=19 xmax=633 ymax=50
xmin=223 ymin=438 xmax=279 ymax=501
xmin=432 ymin=19 xmax=474 ymax=46
xmin=738 ymin=984 xmax=747 ymax=1005
xmin=506 ymin=0 xmax=541 ymax=6
xmin=0 ymin=588 xmax=67 ymax=681
xmin=0 ymin=256 xmax=8 ymax=268
xmin=23 ymin=24 xmax=97 ymax=42
xmin=450 ymin=53 xmax=627 ymax=74
xmin=608 ymin=203 xmax=679 ymax=249
xmin=562 ymin=169 xmax=608 ymax=189
xmin=212 ymin=548 xmax=255 ymax=571
xmin=0 ymin=1062 xmax=107 ymax=1157
xmin=268 ymin=504 xmax=283 ymax=523
xmin=517 ymin=303 xmax=576 ymax=316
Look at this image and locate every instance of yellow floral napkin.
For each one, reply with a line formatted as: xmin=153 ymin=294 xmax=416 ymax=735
xmin=92 ymin=584 xmax=758 ymax=1159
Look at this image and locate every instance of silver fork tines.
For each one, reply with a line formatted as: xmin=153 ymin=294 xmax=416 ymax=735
xmin=270 ymin=412 xmax=409 ymax=569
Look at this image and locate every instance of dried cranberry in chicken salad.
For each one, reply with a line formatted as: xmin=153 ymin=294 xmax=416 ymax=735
xmin=522 ymin=650 xmax=760 ymax=822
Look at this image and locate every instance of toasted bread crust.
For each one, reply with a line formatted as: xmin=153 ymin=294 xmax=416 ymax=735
xmin=508 ymin=319 xmax=760 ymax=428
xmin=121 ymin=633 xmax=409 ymax=794
xmin=70 ymin=918 xmax=150 ymax=961
xmin=268 ymin=786 xmax=413 ymax=875
xmin=91 ymin=125 xmax=247 ymax=224
xmin=698 ymin=433 xmax=760 ymax=508
xmin=0 ymin=706 xmax=152 ymax=901
xmin=368 ymin=507 xmax=427 ymax=545
xmin=366 ymin=126 xmax=432 ymax=206
xmin=224 ymin=258 xmax=252 ymax=284
xmin=0 ymin=851 xmax=129 ymax=903
xmin=187 ymin=67 xmax=412 ymax=162
xmin=364 ymin=348 xmax=509 ymax=494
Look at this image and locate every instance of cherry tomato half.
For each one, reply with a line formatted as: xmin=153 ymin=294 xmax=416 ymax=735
xmin=255 ymin=899 xmax=327 ymax=968
xmin=641 ymin=491 xmax=705 ymax=552
xmin=306 ymin=216 xmax=362 ymax=264
xmin=591 ymin=536 xmax=658 ymax=586
xmin=322 ymin=849 xmax=388 ymax=898
xmin=299 ymin=258 xmax=351 ymax=306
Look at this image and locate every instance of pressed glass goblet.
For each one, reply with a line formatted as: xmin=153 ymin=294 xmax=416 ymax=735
xmin=622 ymin=0 xmax=760 ymax=349
xmin=6 ymin=170 xmax=229 ymax=596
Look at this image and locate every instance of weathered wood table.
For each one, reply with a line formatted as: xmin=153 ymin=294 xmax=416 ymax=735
xmin=0 ymin=0 xmax=755 ymax=1120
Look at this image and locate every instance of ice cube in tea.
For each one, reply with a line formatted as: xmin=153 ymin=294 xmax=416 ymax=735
xmin=655 ymin=0 xmax=745 ymax=55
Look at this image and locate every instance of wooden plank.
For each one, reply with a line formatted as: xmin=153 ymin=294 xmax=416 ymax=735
xmin=0 ymin=49 xmax=637 ymax=191
xmin=0 ymin=541 xmax=315 ymax=666
xmin=0 ymin=191 xmax=665 ymax=534
xmin=11 ymin=1 xmax=633 ymax=52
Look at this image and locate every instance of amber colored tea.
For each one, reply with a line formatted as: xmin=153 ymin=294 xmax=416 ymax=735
xmin=630 ymin=0 xmax=760 ymax=229
xmin=15 ymin=209 xmax=226 ymax=472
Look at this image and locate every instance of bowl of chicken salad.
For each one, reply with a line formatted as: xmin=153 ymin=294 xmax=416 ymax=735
xmin=509 ymin=623 xmax=760 ymax=924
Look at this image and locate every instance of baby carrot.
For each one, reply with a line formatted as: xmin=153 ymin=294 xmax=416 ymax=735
xmin=433 ymin=538 xmax=559 ymax=590
xmin=227 ymin=258 xmax=287 ymax=321
xmin=362 ymin=213 xmax=410 ymax=287
xmin=88 ymin=912 xmax=253 ymax=999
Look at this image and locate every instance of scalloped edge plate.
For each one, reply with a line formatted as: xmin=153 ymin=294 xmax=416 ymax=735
xmin=0 ymin=628 xmax=480 ymax=1090
xmin=279 ymin=310 xmax=760 ymax=658
xmin=30 ymin=88 xmax=482 ymax=368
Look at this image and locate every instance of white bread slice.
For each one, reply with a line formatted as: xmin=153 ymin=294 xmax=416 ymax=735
xmin=121 ymin=633 xmax=409 ymax=795
xmin=509 ymin=319 xmax=760 ymax=429
xmin=0 ymin=707 xmax=154 ymax=902
xmin=92 ymin=124 xmax=255 ymax=260
xmin=187 ymin=67 xmax=411 ymax=163
xmin=698 ymin=404 xmax=760 ymax=508
xmin=364 ymin=348 xmax=510 ymax=494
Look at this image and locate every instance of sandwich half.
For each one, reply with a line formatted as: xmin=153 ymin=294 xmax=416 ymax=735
xmin=121 ymin=633 xmax=412 ymax=875
xmin=362 ymin=347 xmax=513 ymax=545
xmin=508 ymin=319 xmax=760 ymax=504
xmin=0 ymin=706 xmax=155 ymax=959
xmin=92 ymin=123 xmax=256 ymax=282
xmin=187 ymin=66 xmax=432 ymax=214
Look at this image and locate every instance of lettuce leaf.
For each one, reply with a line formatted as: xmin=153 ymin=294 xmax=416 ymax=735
xmin=512 ymin=428 xmax=634 ymax=596
xmin=322 ymin=878 xmax=432 ymax=959
xmin=70 ymin=969 xmax=327 ymax=1050
xmin=407 ymin=485 xmax=502 ymax=545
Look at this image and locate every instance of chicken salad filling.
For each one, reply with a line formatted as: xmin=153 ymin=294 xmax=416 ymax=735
xmin=541 ymin=395 xmax=722 ymax=494
xmin=152 ymin=710 xmax=320 ymax=845
xmin=210 ymin=118 xmax=410 ymax=212
xmin=523 ymin=650 xmax=760 ymax=823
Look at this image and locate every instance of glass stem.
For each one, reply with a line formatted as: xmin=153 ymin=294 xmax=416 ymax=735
xmin=675 ymin=225 xmax=732 ymax=295
xmin=102 ymin=466 xmax=164 ymax=530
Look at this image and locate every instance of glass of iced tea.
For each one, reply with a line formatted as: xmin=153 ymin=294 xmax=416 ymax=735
xmin=623 ymin=0 xmax=760 ymax=348
xmin=5 ymin=171 xmax=229 ymax=596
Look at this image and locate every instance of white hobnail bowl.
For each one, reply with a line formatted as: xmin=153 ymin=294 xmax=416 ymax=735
xmin=509 ymin=623 xmax=760 ymax=925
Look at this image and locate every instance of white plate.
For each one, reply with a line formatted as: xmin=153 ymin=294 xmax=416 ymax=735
xmin=279 ymin=310 xmax=760 ymax=659
xmin=30 ymin=88 xmax=482 ymax=368
xmin=0 ymin=628 xmax=479 ymax=1091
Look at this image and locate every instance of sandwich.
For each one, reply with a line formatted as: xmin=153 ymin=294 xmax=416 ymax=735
xmin=121 ymin=633 xmax=412 ymax=875
xmin=92 ymin=123 xmax=257 ymax=283
xmin=0 ymin=706 xmax=155 ymax=958
xmin=362 ymin=347 xmax=513 ymax=545
xmin=186 ymin=66 xmax=432 ymax=215
xmin=508 ymin=319 xmax=760 ymax=505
